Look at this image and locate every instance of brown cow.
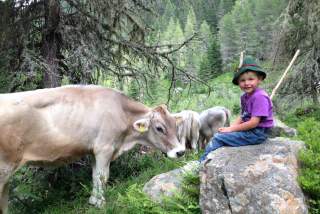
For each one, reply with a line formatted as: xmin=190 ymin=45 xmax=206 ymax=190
xmin=0 ymin=85 xmax=185 ymax=213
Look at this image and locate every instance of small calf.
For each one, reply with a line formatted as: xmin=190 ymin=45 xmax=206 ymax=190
xmin=199 ymin=106 xmax=231 ymax=149
xmin=173 ymin=110 xmax=201 ymax=151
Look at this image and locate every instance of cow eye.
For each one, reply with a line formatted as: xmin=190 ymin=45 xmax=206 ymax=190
xmin=156 ymin=126 xmax=164 ymax=134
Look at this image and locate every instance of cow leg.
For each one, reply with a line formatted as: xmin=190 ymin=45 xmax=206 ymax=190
xmin=89 ymin=150 xmax=113 ymax=208
xmin=0 ymin=183 xmax=9 ymax=214
xmin=0 ymin=162 xmax=14 ymax=214
xmin=198 ymin=134 xmax=206 ymax=150
xmin=180 ymin=137 xmax=186 ymax=150
xmin=191 ymin=137 xmax=198 ymax=152
xmin=191 ymin=131 xmax=200 ymax=152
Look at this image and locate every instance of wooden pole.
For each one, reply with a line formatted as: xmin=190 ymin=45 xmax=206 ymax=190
xmin=270 ymin=49 xmax=300 ymax=100
xmin=238 ymin=51 xmax=245 ymax=69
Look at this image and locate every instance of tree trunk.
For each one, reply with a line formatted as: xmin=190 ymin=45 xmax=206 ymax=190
xmin=311 ymin=91 xmax=319 ymax=105
xmin=311 ymin=69 xmax=320 ymax=105
xmin=41 ymin=0 xmax=62 ymax=88
xmin=311 ymin=46 xmax=320 ymax=105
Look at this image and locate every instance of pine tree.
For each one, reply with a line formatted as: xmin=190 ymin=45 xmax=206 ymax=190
xmin=199 ymin=20 xmax=213 ymax=49
xmin=184 ymin=7 xmax=200 ymax=75
xmin=170 ymin=0 xmax=191 ymax=28
xmin=161 ymin=0 xmax=176 ymax=31
xmin=217 ymin=0 xmax=288 ymax=63
xmin=162 ymin=17 xmax=176 ymax=44
xmin=199 ymin=37 xmax=223 ymax=81
xmin=233 ymin=0 xmax=259 ymax=57
xmin=184 ymin=7 xmax=197 ymax=37
xmin=173 ymin=19 xmax=186 ymax=67
xmin=217 ymin=0 xmax=236 ymax=21
xmin=254 ymin=0 xmax=288 ymax=59
xmin=173 ymin=20 xmax=185 ymax=44
xmin=219 ymin=13 xmax=240 ymax=65
xmin=198 ymin=20 xmax=213 ymax=71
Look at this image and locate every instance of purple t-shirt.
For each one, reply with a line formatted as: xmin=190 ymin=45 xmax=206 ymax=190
xmin=240 ymin=88 xmax=274 ymax=128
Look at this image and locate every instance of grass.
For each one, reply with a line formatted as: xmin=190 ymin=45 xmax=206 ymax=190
xmin=9 ymin=149 xmax=201 ymax=214
xmin=296 ymin=118 xmax=320 ymax=214
xmin=282 ymin=105 xmax=320 ymax=214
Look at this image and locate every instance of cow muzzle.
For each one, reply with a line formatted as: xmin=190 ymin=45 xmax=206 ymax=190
xmin=167 ymin=145 xmax=185 ymax=158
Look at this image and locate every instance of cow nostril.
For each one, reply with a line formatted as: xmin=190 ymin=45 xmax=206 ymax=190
xmin=176 ymin=151 xmax=185 ymax=157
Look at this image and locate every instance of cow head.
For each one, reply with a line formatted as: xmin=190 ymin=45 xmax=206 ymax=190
xmin=133 ymin=105 xmax=185 ymax=158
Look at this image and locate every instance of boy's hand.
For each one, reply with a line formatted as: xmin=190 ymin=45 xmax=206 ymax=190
xmin=218 ymin=127 xmax=233 ymax=133
xmin=219 ymin=117 xmax=261 ymax=132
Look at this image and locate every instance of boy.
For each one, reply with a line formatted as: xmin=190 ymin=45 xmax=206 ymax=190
xmin=199 ymin=56 xmax=274 ymax=162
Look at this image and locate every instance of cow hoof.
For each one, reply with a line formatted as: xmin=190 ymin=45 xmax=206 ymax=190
xmin=89 ymin=195 xmax=106 ymax=208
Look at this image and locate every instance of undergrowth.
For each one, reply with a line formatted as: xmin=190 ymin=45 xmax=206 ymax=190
xmin=9 ymin=148 xmax=201 ymax=214
xmin=296 ymin=118 xmax=320 ymax=213
xmin=116 ymin=171 xmax=200 ymax=214
xmin=284 ymin=105 xmax=320 ymax=213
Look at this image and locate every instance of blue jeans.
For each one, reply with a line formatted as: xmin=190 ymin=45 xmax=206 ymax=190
xmin=199 ymin=128 xmax=269 ymax=162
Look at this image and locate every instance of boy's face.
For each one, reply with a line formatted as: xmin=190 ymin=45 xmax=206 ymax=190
xmin=238 ymin=71 xmax=262 ymax=94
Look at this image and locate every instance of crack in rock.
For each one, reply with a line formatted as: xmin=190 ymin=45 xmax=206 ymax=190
xmin=220 ymin=176 xmax=233 ymax=213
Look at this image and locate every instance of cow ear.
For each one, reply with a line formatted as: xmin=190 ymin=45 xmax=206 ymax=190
xmin=174 ymin=115 xmax=183 ymax=126
xmin=133 ymin=119 xmax=150 ymax=133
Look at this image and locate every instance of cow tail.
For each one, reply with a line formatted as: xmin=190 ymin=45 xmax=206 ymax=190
xmin=224 ymin=108 xmax=231 ymax=127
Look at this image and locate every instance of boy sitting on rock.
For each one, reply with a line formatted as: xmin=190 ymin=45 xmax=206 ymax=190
xmin=200 ymin=56 xmax=274 ymax=162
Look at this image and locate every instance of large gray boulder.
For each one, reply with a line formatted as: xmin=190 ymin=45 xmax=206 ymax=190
xmin=200 ymin=137 xmax=307 ymax=214
xmin=269 ymin=119 xmax=297 ymax=138
xmin=143 ymin=161 xmax=199 ymax=202
xmin=143 ymin=168 xmax=184 ymax=202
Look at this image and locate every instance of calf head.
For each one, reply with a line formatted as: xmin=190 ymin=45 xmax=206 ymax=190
xmin=133 ymin=105 xmax=185 ymax=158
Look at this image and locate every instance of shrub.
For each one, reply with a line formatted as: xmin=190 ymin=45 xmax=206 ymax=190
xmin=10 ymin=160 xmax=92 ymax=214
xmin=283 ymin=105 xmax=320 ymax=128
xmin=297 ymin=118 xmax=320 ymax=153
xmin=9 ymin=147 xmax=200 ymax=213
xmin=297 ymin=118 xmax=320 ymax=213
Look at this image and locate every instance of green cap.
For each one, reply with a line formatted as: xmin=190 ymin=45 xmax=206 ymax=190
xmin=232 ymin=56 xmax=266 ymax=85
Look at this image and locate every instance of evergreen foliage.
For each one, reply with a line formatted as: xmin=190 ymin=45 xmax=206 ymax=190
xmin=128 ymin=79 xmax=141 ymax=101
xmin=184 ymin=7 xmax=197 ymax=37
xmin=219 ymin=13 xmax=240 ymax=66
xmin=199 ymin=37 xmax=223 ymax=81
xmin=218 ymin=0 xmax=288 ymax=65
xmin=217 ymin=0 xmax=236 ymax=21
xmin=274 ymin=0 xmax=320 ymax=107
xmin=199 ymin=21 xmax=213 ymax=49
xmin=0 ymin=0 xmax=198 ymax=92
